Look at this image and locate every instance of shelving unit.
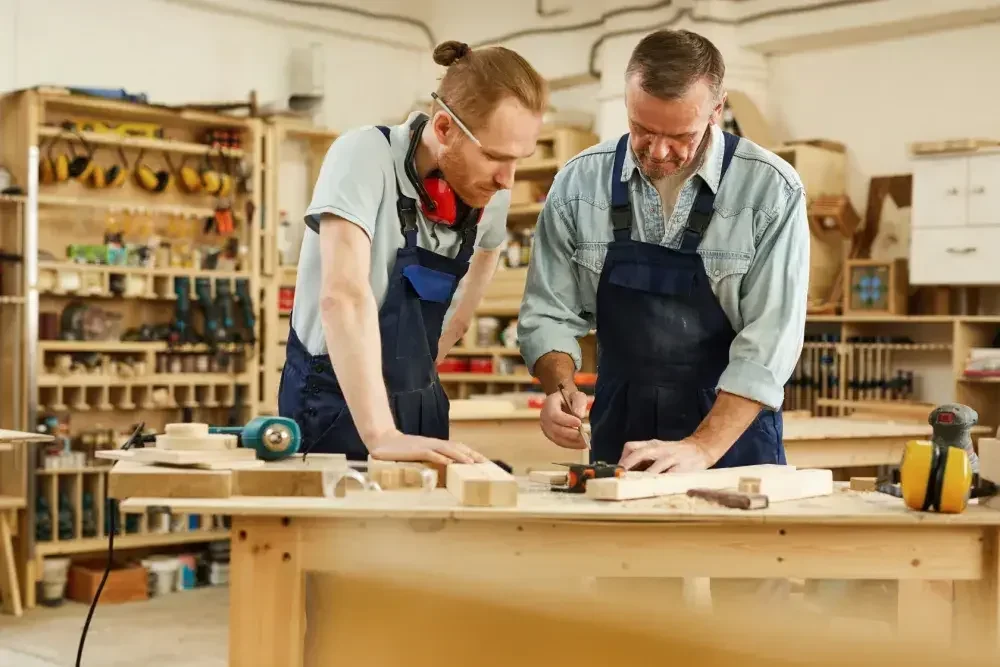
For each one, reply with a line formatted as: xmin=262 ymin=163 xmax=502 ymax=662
xmin=0 ymin=87 xmax=264 ymax=607
xmin=258 ymin=117 xmax=339 ymax=414
xmin=791 ymin=314 xmax=1000 ymax=431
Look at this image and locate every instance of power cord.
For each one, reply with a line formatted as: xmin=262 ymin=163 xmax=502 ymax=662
xmin=74 ymin=423 xmax=152 ymax=667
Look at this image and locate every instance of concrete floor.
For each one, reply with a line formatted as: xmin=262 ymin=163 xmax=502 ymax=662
xmin=0 ymin=587 xmax=228 ymax=667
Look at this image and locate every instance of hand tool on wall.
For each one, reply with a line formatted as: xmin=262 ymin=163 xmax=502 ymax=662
xmin=195 ymin=277 xmax=223 ymax=346
xmin=168 ymin=277 xmax=197 ymax=345
xmin=557 ymin=381 xmax=591 ymax=449
xmin=215 ymin=279 xmax=235 ymax=344
xmin=876 ymin=402 xmax=998 ymax=513
xmin=234 ymin=278 xmax=256 ymax=344
xmin=209 ymin=416 xmax=301 ymax=461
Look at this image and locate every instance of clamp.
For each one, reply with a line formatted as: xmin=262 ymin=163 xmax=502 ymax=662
xmin=551 ymin=461 xmax=623 ymax=494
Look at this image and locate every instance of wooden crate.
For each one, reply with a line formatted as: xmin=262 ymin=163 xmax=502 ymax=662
xmin=67 ymin=558 xmax=147 ymax=604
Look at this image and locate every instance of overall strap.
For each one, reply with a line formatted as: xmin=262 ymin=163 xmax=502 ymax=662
xmin=454 ymin=226 xmax=477 ymax=264
xmin=679 ymin=131 xmax=741 ymax=252
xmin=610 ymin=134 xmax=632 ymax=242
xmin=376 ymin=125 xmax=418 ymax=248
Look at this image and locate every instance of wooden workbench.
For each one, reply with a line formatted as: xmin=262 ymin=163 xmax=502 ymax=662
xmin=119 ymin=477 xmax=1000 ymax=666
xmin=450 ymin=410 xmax=986 ymax=472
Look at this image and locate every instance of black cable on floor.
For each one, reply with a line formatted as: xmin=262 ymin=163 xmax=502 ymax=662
xmin=74 ymin=498 xmax=117 ymax=667
xmin=75 ymin=422 xmax=145 ymax=667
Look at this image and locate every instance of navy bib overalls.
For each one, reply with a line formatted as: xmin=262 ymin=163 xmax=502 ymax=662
xmin=278 ymin=125 xmax=474 ymax=459
xmin=588 ymin=132 xmax=785 ymax=467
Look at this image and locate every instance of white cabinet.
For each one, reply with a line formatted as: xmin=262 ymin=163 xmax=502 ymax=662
xmin=909 ymin=151 xmax=1000 ymax=285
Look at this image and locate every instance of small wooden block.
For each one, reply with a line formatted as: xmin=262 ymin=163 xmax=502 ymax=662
xmin=164 ymin=423 xmax=209 ymax=438
xmin=367 ymin=459 xmax=440 ymax=489
xmin=850 ymin=476 xmax=878 ymax=492
xmin=687 ymin=488 xmax=768 ymax=510
xmin=529 ymin=470 xmax=568 ymax=485
xmin=737 ymin=469 xmax=833 ymax=502
xmin=446 ymin=462 xmax=518 ymax=507
xmin=130 ymin=447 xmax=257 ymax=467
xmin=156 ymin=433 xmax=237 ymax=451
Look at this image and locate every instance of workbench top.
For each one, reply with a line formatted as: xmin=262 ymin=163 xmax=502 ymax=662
xmin=119 ymin=480 xmax=1000 ymax=526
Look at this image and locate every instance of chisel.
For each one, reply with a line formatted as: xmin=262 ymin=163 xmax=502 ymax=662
xmin=557 ymin=382 xmax=591 ymax=449
xmin=687 ymin=488 xmax=769 ymax=510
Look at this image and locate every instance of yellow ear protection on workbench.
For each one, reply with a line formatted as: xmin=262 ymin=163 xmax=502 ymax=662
xmin=134 ymin=150 xmax=172 ymax=193
xmin=898 ymin=439 xmax=973 ymax=514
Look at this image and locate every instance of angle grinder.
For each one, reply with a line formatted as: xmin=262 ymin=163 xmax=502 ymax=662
xmin=878 ymin=403 xmax=997 ymax=513
xmin=210 ymin=416 xmax=300 ymax=461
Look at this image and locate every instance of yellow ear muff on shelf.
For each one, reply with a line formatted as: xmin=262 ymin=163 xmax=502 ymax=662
xmin=134 ymin=150 xmax=172 ymax=193
xmin=88 ymin=147 xmax=128 ymax=189
xmin=899 ymin=439 xmax=973 ymax=514
xmin=176 ymin=155 xmax=202 ymax=194
xmin=38 ymin=138 xmax=55 ymax=185
xmin=53 ymin=140 xmax=70 ymax=183
xmin=67 ymin=134 xmax=96 ymax=182
xmin=200 ymin=153 xmax=222 ymax=195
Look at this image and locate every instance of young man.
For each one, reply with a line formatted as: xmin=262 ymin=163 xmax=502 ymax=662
xmin=280 ymin=40 xmax=547 ymax=465
xmin=518 ymin=29 xmax=809 ymax=473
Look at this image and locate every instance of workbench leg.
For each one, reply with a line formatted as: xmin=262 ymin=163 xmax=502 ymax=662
xmin=896 ymin=580 xmax=952 ymax=646
xmin=0 ymin=512 xmax=23 ymax=616
xmin=229 ymin=516 xmax=305 ymax=667
xmin=953 ymin=529 xmax=1000 ymax=651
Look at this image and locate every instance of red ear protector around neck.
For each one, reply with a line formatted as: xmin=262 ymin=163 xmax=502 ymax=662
xmin=404 ymin=114 xmax=483 ymax=232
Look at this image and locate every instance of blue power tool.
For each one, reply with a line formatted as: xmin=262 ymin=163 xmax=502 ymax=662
xmin=209 ymin=416 xmax=300 ymax=461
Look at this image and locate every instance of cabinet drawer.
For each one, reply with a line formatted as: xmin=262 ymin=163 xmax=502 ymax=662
xmin=911 ymin=157 xmax=967 ymax=228
xmin=910 ymin=227 xmax=1000 ymax=285
xmin=968 ymin=153 xmax=1000 ymax=226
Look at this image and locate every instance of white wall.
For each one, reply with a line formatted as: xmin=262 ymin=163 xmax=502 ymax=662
xmin=769 ymin=21 xmax=1000 ymax=210
xmin=2 ymin=0 xmax=434 ymax=132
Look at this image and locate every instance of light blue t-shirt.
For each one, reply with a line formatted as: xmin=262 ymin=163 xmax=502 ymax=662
xmin=292 ymin=111 xmax=510 ymax=355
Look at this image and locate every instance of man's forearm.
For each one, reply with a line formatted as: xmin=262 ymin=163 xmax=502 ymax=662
xmin=532 ymin=350 xmax=577 ymax=395
xmin=439 ymin=248 xmax=500 ymax=355
xmin=688 ymin=391 xmax=765 ymax=461
xmin=320 ymin=291 xmax=395 ymax=446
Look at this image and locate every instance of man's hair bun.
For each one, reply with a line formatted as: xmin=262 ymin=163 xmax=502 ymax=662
xmin=433 ymin=40 xmax=471 ymax=66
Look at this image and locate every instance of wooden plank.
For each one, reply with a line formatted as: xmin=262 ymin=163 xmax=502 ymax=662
xmin=979 ymin=438 xmax=1000 ymax=484
xmin=107 ymin=461 xmax=232 ymax=499
xmin=738 ymin=469 xmax=834 ymax=503
xmin=0 ymin=429 xmax=52 ymax=444
xmin=586 ymin=465 xmax=798 ymax=501
xmin=446 ymin=462 xmax=518 ymax=507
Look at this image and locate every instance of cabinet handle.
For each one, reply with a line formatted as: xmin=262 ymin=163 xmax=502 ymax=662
xmin=945 ymin=187 xmax=960 ymax=195
xmin=945 ymin=247 xmax=977 ymax=254
xmin=970 ymin=186 xmax=986 ymax=194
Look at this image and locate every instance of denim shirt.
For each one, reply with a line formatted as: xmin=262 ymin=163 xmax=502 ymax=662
xmin=516 ymin=125 xmax=810 ymax=410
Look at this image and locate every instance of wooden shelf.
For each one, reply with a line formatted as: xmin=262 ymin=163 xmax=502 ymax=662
xmin=40 ymin=91 xmax=253 ymax=129
xmin=38 ymin=340 xmax=243 ymax=353
xmin=38 ymin=373 xmax=253 ymax=387
xmin=35 ymin=529 xmax=230 ymax=557
xmin=35 ymin=192 xmax=242 ymax=219
xmin=39 ymin=261 xmax=251 ymax=280
xmin=38 ymin=125 xmax=245 ymax=159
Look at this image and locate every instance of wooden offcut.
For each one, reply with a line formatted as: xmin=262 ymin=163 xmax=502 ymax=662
xmin=585 ymin=465 xmax=797 ymax=501
xmin=737 ymin=468 xmax=834 ymax=502
xmin=446 ymin=462 xmax=518 ymax=507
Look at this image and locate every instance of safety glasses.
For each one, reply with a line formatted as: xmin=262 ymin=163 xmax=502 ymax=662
xmin=430 ymin=92 xmax=482 ymax=147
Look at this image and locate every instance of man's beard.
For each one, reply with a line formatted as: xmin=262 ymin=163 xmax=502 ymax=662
xmin=638 ymin=129 xmax=711 ymax=182
xmin=437 ymin=148 xmax=493 ymax=208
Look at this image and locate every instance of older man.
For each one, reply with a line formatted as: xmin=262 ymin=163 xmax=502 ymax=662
xmin=518 ymin=29 xmax=809 ymax=473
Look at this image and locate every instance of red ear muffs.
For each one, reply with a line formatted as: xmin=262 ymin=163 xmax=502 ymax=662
xmin=421 ymin=173 xmax=483 ymax=228
xmin=404 ymin=114 xmax=484 ymax=232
